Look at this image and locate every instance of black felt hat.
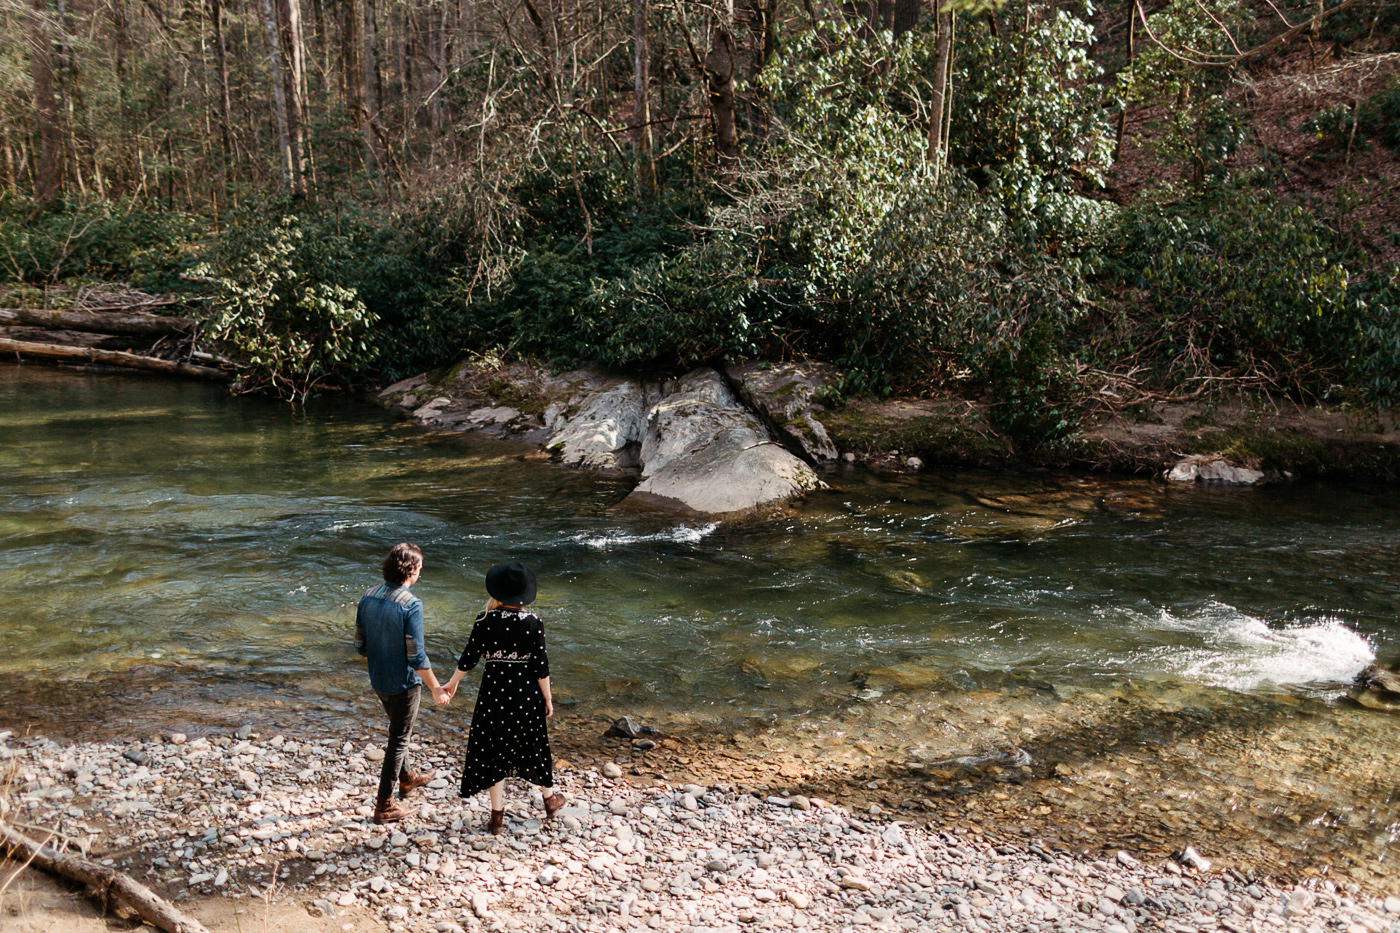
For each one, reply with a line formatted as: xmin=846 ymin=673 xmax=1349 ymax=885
xmin=485 ymin=561 xmax=537 ymax=606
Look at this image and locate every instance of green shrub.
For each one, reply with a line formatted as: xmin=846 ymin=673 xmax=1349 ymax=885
xmin=1345 ymin=268 xmax=1400 ymax=408
xmin=0 ymin=195 xmax=202 ymax=288
xmin=193 ymin=211 xmax=376 ymax=403
xmin=1102 ymin=179 xmax=1385 ymax=400
xmin=1359 ymin=78 xmax=1400 ymax=152
xmin=1301 ymin=104 xmax=1364 ymax=152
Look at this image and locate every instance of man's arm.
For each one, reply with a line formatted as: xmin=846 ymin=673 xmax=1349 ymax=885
xmin=419 ymin=665 xmax=448 ymax=705
xmin=403 ymin=600 xmax=447 ymax=704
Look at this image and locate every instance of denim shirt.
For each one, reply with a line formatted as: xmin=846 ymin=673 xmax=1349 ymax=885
xmin=355 ymin=583 xmax=429 ymax=695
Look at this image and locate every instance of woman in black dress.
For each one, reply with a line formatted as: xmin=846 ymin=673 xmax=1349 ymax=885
xmin=442 ymin=561 xmax=565 ymax=834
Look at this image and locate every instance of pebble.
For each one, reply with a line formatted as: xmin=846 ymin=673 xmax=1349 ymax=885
xmin=3 ymin=729 xmax=1392 ymax=933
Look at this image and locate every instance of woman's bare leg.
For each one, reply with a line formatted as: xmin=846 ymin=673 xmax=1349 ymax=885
xmin=488 ymin=780 xmax=505 ymax=810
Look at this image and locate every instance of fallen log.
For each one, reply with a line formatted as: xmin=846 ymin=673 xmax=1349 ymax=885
xmin=0 ymin=337 xmax=231 ymax=381
xmin=0 ymin=306 xmax=194 ymax=336
xmin=0 ymin=822 xmax=213 ymax=933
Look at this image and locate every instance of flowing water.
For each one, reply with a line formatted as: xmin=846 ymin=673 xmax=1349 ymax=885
xmin=3 ymin=365 xmax=1399 ymax=878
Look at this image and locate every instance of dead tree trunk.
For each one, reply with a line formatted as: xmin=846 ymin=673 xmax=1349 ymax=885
xmin=0 ymin=823 xmax=215 ymax=933
xmin=0 ymin=338 xmax=230 ymax=380
xmin=0 ymin=308 xmax=194 ymax=335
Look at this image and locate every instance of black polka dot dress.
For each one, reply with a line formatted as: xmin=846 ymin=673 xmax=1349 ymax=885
xmin=456 ymin=608 xmax=553 ymax=796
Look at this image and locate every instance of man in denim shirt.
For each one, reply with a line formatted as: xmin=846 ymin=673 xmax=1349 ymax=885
xmin=356 ymin=542 xmax=448 ymax=823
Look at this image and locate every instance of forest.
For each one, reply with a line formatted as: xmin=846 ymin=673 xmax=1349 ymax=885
xmin=0 ymin=0 xmax=1397 ymax=439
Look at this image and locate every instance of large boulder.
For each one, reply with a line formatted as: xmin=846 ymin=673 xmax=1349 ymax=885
xmin=627 ymin=368 xmax=823 ymax=513
xmin=726 ymin=361 xmax=839 ymax=464
xmin=639 ymin=369 xmax=765 ymax=477
xmin=544 ymin=373 xmax=656 ymax=471
xmin=1164 ymin=455 xmax=1265 ymax=485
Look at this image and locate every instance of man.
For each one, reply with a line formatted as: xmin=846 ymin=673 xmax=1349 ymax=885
xmin=355 ymin=542 xmax=448 ymax=824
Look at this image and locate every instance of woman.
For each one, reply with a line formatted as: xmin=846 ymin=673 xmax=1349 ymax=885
xmin=443 ymin=561 xmax=565 ymax=834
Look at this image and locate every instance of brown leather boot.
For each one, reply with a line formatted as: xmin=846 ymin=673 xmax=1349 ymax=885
xmin=489 ymin=808 xmax=505 ymax=835
xmin=372 ymin=796 xmax=416 ymax=824
xmin=543 ymin=791 xmax=567 ymax=819
xmin=397 ymin=769 xmax=431 ymax=799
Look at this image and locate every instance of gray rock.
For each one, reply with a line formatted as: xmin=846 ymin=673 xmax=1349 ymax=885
xmin=725 ymin=361 xmax=840 ymax=464
xmin=1177 ymin=846 xmax=1212 ymax=871
xmin=639 ymin=370 xmax=761 ymax=478
xmin=1164 ymin=455 xmax=1264 ymax=485
xmin=629 ymin=430 xmax=822 ymax=514
xmin=546 ymin=376 xmax=653 ymax=470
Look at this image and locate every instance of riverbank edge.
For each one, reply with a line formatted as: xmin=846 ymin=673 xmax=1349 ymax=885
xmin=371 ymin=358 xmax=1400 ymax=487
xmin=4 ymin=716 xmax=1398 ymax=933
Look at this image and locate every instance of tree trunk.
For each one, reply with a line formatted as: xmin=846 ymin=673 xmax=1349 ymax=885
xmin=522 ymin=0 xmax=556 ymax=95
xmin=364 ymin=0 xmax=383 ymax=120
xmin=0 ymin=307 xmax=194 ymax=336
xmin=0 ymin=823 xmax=216 ymax=933
xmin=705 ymin=0 xmax=739 ymax=175
xmin=30 ymin=0 xmax=62 ymax=201
xmin=891 ymin=0 xmax=919 ymax=37
xmin=0 ymin=338 xmax=230 ymax=381
xmin=926 ymin=9 xmax=952 ymax=187
xmin=261 ymin=0 xmax=295 ymax=189
xmin=277 ymin=0 xmax=307 ymax=191
xmin=210 ymin=0 xmax=235 ymax=167
xmin=1114 ymin=0 xmax=1134 ymax=163
xmin=632 ymin=0 xmax=655 ymax=197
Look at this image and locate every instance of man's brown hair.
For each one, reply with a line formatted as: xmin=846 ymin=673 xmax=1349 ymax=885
xmin=382 ymin=543 xmax=423 ymax=585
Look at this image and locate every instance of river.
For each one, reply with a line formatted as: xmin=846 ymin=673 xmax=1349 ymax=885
xmin=2 ymin=364 xmax=1398 ymax=882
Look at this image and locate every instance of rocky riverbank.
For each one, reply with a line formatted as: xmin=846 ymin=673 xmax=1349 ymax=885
xmin=375 ymin=360 xmax=1400 ymax=510
xmin=4 ymin=722 xmax=1399 ymax=933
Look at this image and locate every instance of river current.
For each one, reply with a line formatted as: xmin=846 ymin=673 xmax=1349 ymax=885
xmin=2 ymin=365 xmax=1398 ymax=879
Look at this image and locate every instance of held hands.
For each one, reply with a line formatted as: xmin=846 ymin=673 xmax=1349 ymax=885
xmin=432 ymin=686 xmax=451 ymax=706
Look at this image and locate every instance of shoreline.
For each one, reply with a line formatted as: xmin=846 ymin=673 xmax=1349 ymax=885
xmin=4 ymin=672 xmax=1399 ymax=932
xmin=3 ymin=713 xmax=1398 ymax=933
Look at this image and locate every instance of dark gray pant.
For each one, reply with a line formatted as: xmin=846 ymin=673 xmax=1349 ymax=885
xmin=375 ymin=685 xmax=421 ymax=800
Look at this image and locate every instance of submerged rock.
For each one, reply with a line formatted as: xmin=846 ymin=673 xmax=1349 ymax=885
xmin=1348 ymin=662 xmax=1400 ymax=711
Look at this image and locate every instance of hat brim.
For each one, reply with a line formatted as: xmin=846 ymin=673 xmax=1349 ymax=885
xmin=485 ymin=562 xmax=537 ymax=606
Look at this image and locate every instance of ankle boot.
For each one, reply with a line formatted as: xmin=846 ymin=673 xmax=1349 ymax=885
xmin=543 ymin=791 xmax=567 ymax=819
xmin=489 ymin=808 xmax=505 ymax=835
xmin=397 ymin=768 xmax=431 ymax=799
xmin=372 ymin=795 xmax=416 ymax=824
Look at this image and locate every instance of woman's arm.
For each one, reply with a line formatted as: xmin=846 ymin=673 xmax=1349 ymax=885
xmin=538 ymin=676 xmax=553 ymax=718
